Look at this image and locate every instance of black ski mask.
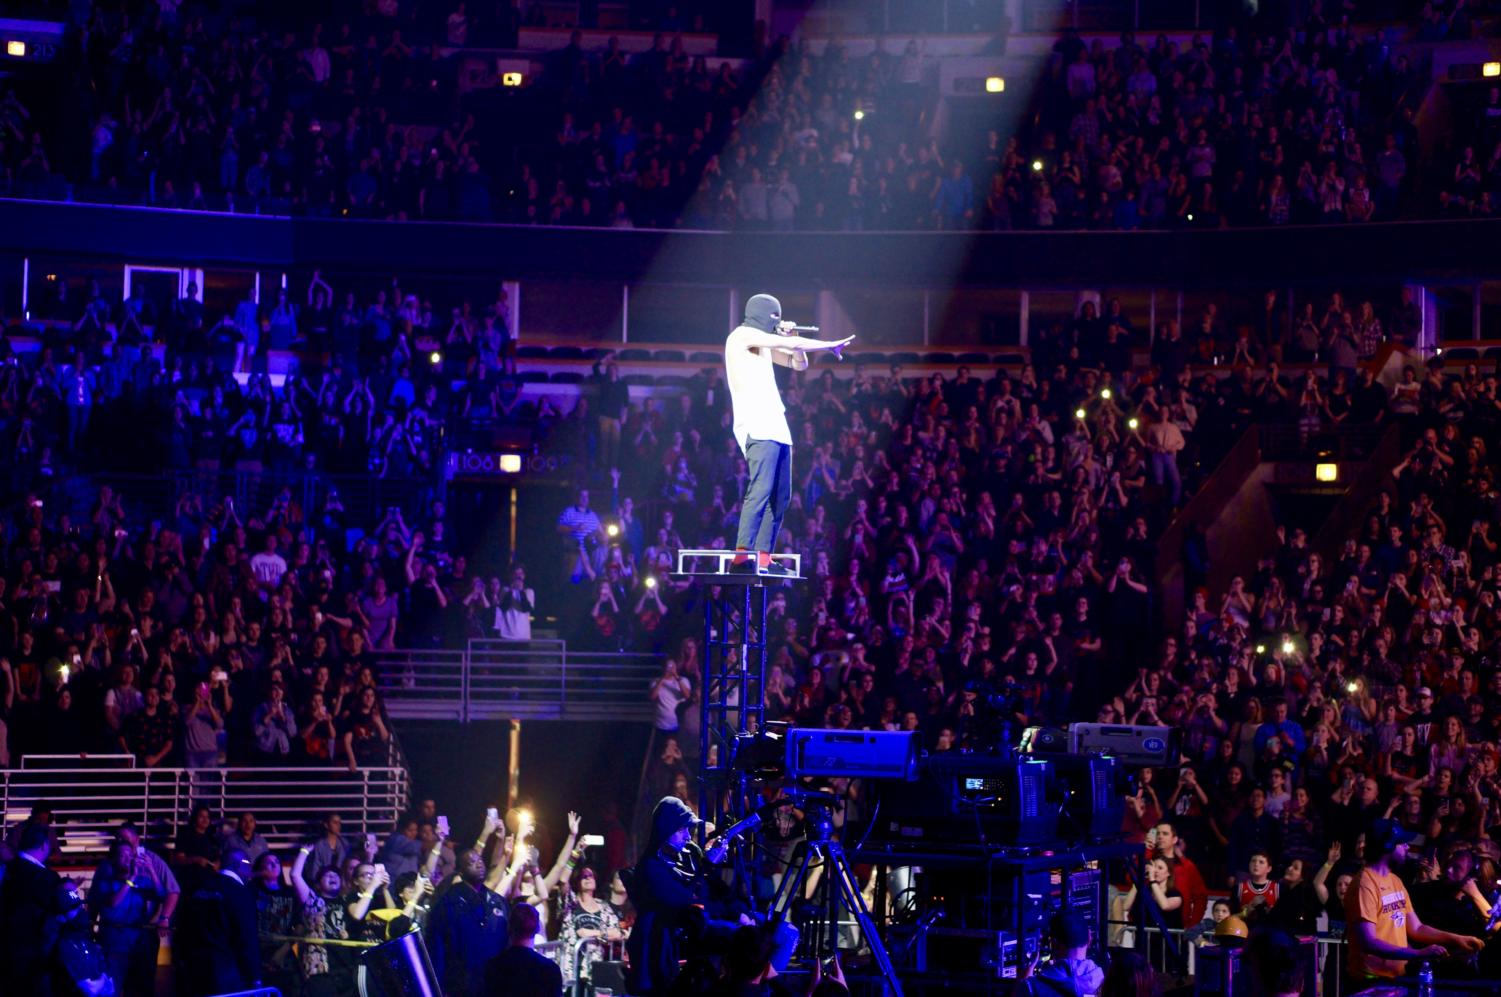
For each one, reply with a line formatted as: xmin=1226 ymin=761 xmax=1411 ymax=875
xmin=743 ymin=294 xmax=782 ymax=333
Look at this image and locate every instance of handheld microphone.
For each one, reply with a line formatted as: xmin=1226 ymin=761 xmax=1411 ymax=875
xmin=786 ymin=324 xmax=820 ymax=334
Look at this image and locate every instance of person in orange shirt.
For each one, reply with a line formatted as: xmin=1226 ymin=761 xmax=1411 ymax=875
xmin=1345 ymin=818 xmax=1483 ymax=982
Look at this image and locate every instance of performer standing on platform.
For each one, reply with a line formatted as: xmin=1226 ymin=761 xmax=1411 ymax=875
xmin=725 ymin=293 xmax=853 ymax=576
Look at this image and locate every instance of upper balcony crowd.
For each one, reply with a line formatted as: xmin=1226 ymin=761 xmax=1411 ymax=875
xmin=0 ymin=0 xmax=1497 ymax=230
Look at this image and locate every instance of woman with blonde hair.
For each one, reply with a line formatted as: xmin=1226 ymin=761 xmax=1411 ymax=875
xmin=1233 ymin=698 xmax=1265 ymax=770
xmin=1354 ymin=301 xmax=1383 ymax=358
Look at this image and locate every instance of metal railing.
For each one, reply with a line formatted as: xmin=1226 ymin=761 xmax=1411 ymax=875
xmin=374 ymin=638 xmax=661 ymax=723
xmin=0 ymin=763 xmax=409 ymax=861
xmin=570 ymin=936 xmax=627 ymax=996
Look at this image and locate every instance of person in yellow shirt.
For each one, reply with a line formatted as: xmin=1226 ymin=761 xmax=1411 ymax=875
xmin=1345 ymin=819 xmax=1483 ymax=982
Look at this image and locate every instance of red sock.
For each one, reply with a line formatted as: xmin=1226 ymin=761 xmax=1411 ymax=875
xmin=757 ymin=551 xmax=772 ymax=568
xmin=731 ymin=547 xmax=751 ymax=566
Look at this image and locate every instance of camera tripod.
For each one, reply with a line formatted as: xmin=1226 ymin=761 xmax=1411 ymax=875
xmin=768 ymin=800 xmax=903 ymax=997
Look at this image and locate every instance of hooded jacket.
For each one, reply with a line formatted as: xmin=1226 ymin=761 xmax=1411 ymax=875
xmin=630 ymin=797 xmax=708 ymax=915
xmin=625 ymin=798 xmax=739 ymax=995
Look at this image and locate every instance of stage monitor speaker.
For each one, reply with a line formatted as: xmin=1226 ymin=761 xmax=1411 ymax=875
xmin=359 ymin=931 xmax=442 ymax=997
xmin=1068 ymin=723 xmax=1180 ymax=767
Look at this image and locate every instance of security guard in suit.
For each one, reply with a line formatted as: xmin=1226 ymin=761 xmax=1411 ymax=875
xmin=0 ymin=822 xmax=64 ymax=996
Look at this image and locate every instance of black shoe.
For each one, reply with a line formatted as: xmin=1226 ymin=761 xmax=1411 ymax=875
xmin=760 ymin=560 xmax=794 ymax=577
xmin=728 ymin=559 xmax=758 ymax=575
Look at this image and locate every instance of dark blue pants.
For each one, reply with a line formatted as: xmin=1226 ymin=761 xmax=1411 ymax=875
xmin=735 ymin=439 xmax=791 ymax=553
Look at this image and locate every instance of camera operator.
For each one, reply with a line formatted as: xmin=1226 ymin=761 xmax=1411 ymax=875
xmin=626 ymin=796 xmax=750 ymax=995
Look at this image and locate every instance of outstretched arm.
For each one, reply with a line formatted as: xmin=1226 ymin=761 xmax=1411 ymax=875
xmin=736 ymin=329 xmax=854 ymax=355
xmin=769 ymin=346 xmax=810 ymax=371
xmin=541 ymin=811 xmax=582 ymax=892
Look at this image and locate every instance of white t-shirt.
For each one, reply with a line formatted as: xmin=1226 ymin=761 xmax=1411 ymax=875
xmin=653 ymin=676 xmax=690 ymax=731
xmin=495 ymin=587 xmax=535 ymax=640
xmin=725 ymin=324 xmax=793 ymax=454
xmin=249 ymin=551 xmax=288 ymax=587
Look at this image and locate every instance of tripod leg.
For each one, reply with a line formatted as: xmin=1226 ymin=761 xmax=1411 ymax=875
xmin=770 ymin=840 xmax=814 ymax=922
xmin=828 ymin=844 xmax=904 ymax=997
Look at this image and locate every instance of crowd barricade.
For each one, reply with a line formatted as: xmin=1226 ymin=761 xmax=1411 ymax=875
xmin=1111 ymin=920 xmax=1359 ymax=996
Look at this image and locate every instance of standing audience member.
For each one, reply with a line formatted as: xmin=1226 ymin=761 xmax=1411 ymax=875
xmin=485 ymin=901 xmax=564 ymax=997
xmin=88 ymin=838 xmax=151 ymax=995
xmin=176 ymin=848 xmax=262 ymax=996
xmin=426 ymin=813 xmax=512 ymax=997
xmin=0 ymin=823 xmax=63 ymax=996
xmin=117 ymin=821 xmax=180 ymax=991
